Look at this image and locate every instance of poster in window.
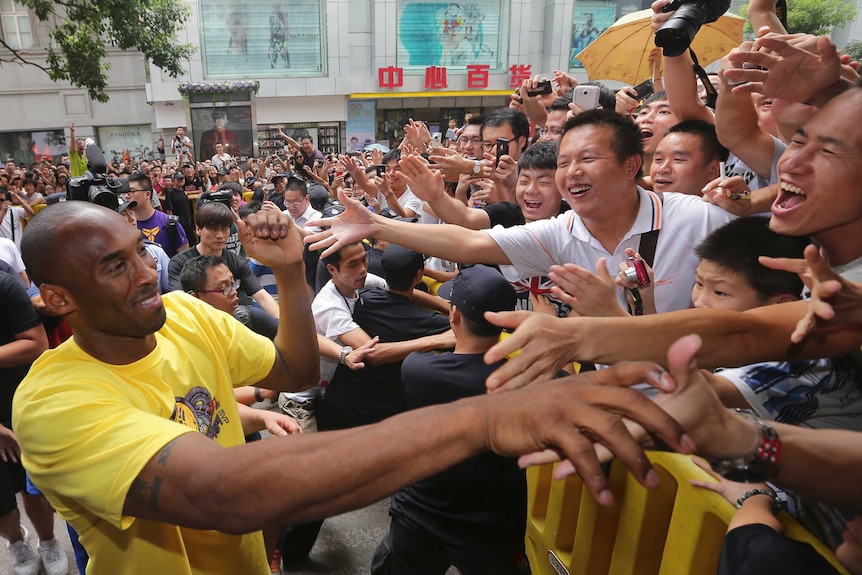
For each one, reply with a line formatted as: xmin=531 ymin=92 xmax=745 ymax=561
xmin=568 ymin=1 xmax=618 ymax=70
xmin=396 ymin=1 xmax=508 ymax=71
xmin=200 ymin=0 xmax=326 ymax=78
xmin=191 ymin=105 xmax=254 ymax=163
xmin=346 ymin=100 xmax=376 ymax=153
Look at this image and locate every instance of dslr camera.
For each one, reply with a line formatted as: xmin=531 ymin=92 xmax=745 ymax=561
xmin=67 ymin=140 xmax=126 ymax=209
xmin=654 ymin=0 xmax=731 ymax=57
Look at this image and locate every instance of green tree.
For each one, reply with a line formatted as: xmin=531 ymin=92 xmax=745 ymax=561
xmin=739 ymin=0 xmax=857 ymax=36
xmin=0 ymin=0 xmax=195 ymax=102
xmin=844 ymin=40 xmax=862 ymax=62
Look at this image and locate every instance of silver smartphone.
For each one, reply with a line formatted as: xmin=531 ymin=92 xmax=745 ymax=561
xmin=572 ymin=85 xmax=601 ymax=111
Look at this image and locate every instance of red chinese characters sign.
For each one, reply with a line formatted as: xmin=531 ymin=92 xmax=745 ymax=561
xmin=375 ymin=63 xmax=533 ymax=91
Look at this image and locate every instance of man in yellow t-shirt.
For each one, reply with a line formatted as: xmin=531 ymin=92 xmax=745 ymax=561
xmin=13 ymin=201 xmax=688 ymax=574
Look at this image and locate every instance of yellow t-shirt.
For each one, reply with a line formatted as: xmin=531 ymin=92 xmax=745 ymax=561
xmin=13 ymin=293 xmax=276 ymax=574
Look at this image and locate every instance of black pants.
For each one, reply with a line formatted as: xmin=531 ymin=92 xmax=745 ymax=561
xmin=373 ymin=517 xmax=529 ymax=575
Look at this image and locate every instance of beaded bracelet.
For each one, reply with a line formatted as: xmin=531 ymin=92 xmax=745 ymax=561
xmin=736 ymin=488 xmax=780 ymax=513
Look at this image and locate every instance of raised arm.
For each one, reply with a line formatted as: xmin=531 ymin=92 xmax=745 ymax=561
xmin=714 ymin=54 xmax=777 ymax=179
xmin=237 ymin=210 xmax=319 ymax=392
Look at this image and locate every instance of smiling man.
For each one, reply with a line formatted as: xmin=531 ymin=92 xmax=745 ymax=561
xmin=307 ymin=110 xmax=734 ymax=314
xmin=650 ymin=121 xmax=726 ymax=196
xmin=470 ymin=77 xmax=862 ymax=390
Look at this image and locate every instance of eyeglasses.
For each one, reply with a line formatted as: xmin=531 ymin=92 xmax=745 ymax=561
xmin=457 ymin=137 xmax=482 ymax=145
xmin=480 ymin=142 xmax=498 ymax=152
xmin=284 ymin=200 xmax=305 ymax=207
xmin=194 ymin=280 xmax=239 ymax=297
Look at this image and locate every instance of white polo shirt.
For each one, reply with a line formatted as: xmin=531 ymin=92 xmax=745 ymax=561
xmin=484 ymin=188 xmax=736 ymax=313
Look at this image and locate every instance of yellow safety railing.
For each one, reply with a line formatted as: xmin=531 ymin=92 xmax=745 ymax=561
xmin=525 ymin=451 xmax=848 ymax=575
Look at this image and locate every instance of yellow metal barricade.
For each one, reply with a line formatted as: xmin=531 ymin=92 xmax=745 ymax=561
xmin=525 ymin=451 xmax=848 ymax=575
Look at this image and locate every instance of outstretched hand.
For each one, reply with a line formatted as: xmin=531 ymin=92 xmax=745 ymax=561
xmin=304 ymin=187 xmax=378 ymax=258
xmin=484 ymin=312 xmax=580 ymax=392
xmin=761 ymin=244 xmax=862 ymax=344
xmin=724 ymin=34 xmax=843 ymax=103
xmin=483 ymin=359 xmax=692 ymax=505
xmin=399 ymin=154 xmax=446 ymax=202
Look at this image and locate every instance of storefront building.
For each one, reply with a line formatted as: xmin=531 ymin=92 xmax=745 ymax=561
xmin=5 ymin=0 xmax=791 ymax=164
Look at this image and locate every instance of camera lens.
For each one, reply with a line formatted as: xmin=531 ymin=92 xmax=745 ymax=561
xmin=654 ymin=0 xmax=729 ymax=57
xmin=623 ymin=266 xmax=640 ymax=284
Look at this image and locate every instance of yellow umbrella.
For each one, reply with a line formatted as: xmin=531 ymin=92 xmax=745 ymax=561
xmin=574 ymin=8 xmax=745 ymax=85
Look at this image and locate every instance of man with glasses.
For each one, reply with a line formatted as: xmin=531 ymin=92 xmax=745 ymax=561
xmin=126 ymin=172 xmax=189 ymax=258
xmin=282 ymin=177 xmax=320 ymax=229
xmin=429 ymin=109 xmax=530 ymax=204
xmin=167 ymin=202 xmax=280 ymax=318
xmin=537 ymin=99 xmax=570 ymax=144
xmin=180 ymin=255 xmax=276 ymax=339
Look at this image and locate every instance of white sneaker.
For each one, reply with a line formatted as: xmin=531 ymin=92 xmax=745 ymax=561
xmin=7 ymin=525 xmax=40 ymax=575
xmin=37 ymin=537 xmax=69 ymax=575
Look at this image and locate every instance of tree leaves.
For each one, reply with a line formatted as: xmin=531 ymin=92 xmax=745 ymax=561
xmin=7 ymin=0 xmax=196 ymax=102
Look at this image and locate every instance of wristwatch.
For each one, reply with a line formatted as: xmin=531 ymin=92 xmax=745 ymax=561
xmin=712 ymin=410 xmax=782 ymax=483
xmin=472 ymin=160 xmax=482 ymax=175
xmin=339 ymin=346 xmax=353 ymax=365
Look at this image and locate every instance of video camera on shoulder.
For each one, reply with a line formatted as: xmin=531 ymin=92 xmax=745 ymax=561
xmin=198 ymin=190 xmax=233 ymax=209
xmin=66 ymin=140 xmax=126 ymax=209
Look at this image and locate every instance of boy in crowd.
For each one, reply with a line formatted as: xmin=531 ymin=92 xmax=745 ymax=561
xmin=616 ymin=216 xmax=862 ymax=431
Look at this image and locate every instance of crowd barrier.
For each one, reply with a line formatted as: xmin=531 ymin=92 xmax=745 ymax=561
xmin=525 ymin=452 xmax=847 ymax=575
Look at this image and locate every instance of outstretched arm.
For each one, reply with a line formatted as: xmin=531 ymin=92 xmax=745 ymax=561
xmin=123 ymin=360 xmax=690 ymax=530
xmin=304 ymin=186 xmax=509 ymax=265
xmin=482 ymin=300 xmax=862 ymax=392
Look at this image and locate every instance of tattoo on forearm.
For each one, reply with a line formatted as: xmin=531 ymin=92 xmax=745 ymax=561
xmin=128 ymin=476 xmax=163 ymax=510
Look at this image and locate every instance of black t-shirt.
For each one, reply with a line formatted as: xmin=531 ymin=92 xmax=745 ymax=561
xmin=164 ymin=186 xmax=192 ymax=227
xmin=167 ymin=247 xmax=263 ymax=306
xmin=183 ymin=177 xmax=204 ymax=194
xmin=719 ymin=524 xmax=840 ymax=575
xmin=482 ymin=199 xmax=570 ymax=229
xmin=0 ymin=272 xmax=42 ymax=426
xmin=483 ymin=201 xmax=525 ymax=228
xmin=316 ymin=288 xmax=450 ymax=430
xmin=390 ymin=352 xmax=527 ymax=548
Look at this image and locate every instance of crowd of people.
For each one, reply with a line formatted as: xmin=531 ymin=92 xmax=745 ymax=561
xmin=2 ymin=0 xmax=862 ymax=573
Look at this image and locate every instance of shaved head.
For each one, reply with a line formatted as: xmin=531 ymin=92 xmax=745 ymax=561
xmin=22 ymin=201 xmax=126 ymax=286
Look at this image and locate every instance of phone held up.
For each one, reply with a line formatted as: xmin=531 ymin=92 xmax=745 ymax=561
xmin=572 ymin=86 xmax=601 ymax=111
xmin=631 ymin=78 xmax=655 ymax=101
xmin=495 ymin=138 xmax=510 ymax=164
xmin=526 ymin=79 xmax=553 ymax=97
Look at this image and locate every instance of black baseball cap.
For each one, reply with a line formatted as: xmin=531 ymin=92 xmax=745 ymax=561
xmin=117 ymin=200 xmax=138 ymax=214
xmin=171 ymin=172 xmax=185 ymax=180
xmin=448 ymin=265 xmax=515 ymax=328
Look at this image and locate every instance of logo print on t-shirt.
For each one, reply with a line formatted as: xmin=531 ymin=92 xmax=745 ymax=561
xmin=172 ymin=386 xmax=227 ymax=439
xmin=141 ymin=227 xmax=160 ymax=242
